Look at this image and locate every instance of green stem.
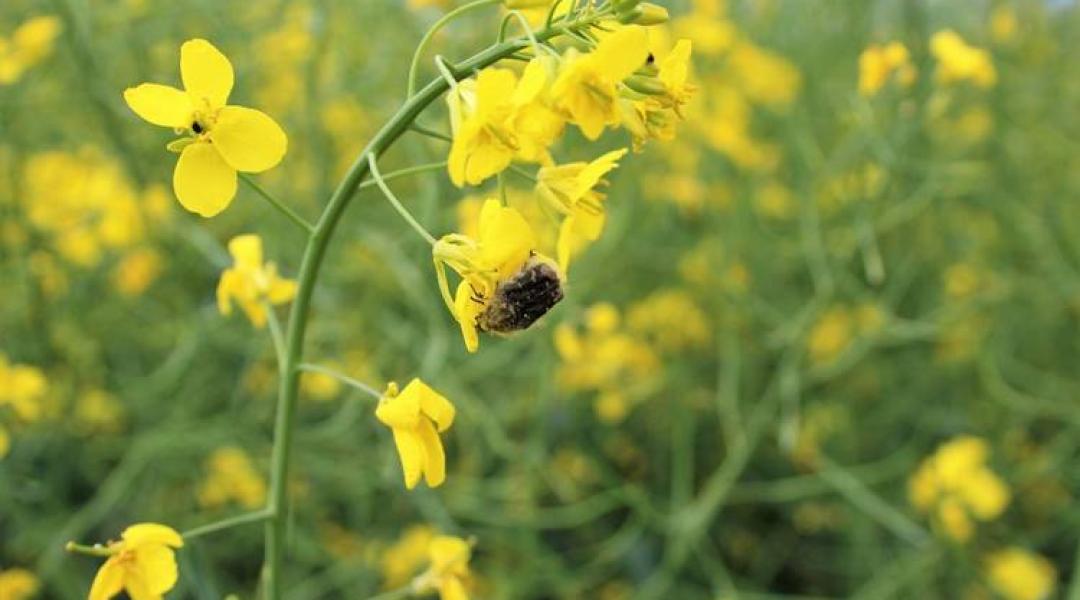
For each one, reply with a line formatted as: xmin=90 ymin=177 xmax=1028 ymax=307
xmin=239 ymin=174 xmax=316 ymax=235
xmin=507 ymin=163 xmax=537 ymax=183
xmin=64 ymin=542 xmax=112 ymax=558
xmin=366 ymin=585 xmax=414 ymax=600
xmin=182 ymin=509 xmax=273 ymax=541
xmin=408 ymin=123 xmax=452 ymax=143
xmin=265 ymin=303 xmax=287 ymax=368
xmin=262 ymin=21 xmax=600 ymax=598
xmin=368 ymin=154 xmax=438 ymax=245
xmin=356 ymin=161 xmax=448 ymax=189
xmin=297 ymin=363 xmax=382 ymax=400
xmin=405 ymin=0 xmax=502 ymax=98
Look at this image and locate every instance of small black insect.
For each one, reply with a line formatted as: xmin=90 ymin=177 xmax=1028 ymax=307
xmin=478 ymin=255 xmax=564 ymax=334
xmin=192 ymin=121 xmax=204 ymax=134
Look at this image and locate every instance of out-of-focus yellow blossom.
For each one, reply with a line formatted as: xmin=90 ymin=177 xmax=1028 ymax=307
xmin=944 ymin=262 xmax=985 ymax=299
xmin=375 ymin=379 xmax=455 ymax=490
xmin=908 ymin=436 xmax=1010 ymax=542
xmin=985 ymin=547 xmax=1056 ymax=600
xmin=123 ymin=39 xmax=288 ymax=217
xmin=702 ymin=85 xmax=780 ymax=172
xmin=990 ymin=6 xmax=1019 ymax=44
xmin=790 ymin=403 xmax=848 ymax=469
xmin=552 ymin=26 xmax=650 ymax=140
xmin=818 ymin=162 xmax=886 ymax=212
xmin=198 ymin=446 xmax=266 ymax=509
xmin=672 ymin=1 xmax=737 ymax=56
xmin=75 ymin=389 xmax=125 ymax=434
xmin=382 ymin=525 xmax=436 ymax=589
xmin=86 ymin=523 xmax=183 ymax=600
xmin=321 ymin=98 xmax=371 ymax=177
xmin=807 ymin=307 xmax=853 ymax=365
xmin=930 ymin=29 xmax=997 ymax=88
xmin=253 ymin=8 xmax=314 ymax=116
xmin=0 ymin=15 xmax=62 ymax=85
xmin=755 ymin=181 xmax=795 ymax=219
xmin=113 ymin=249 xmax=164 ymax=297
xmin=0 ymin=354 xmax=47 ymax=423
xmin=414 ymin=536 xmax=472 ymax=600
xmin=434 ymin=199 xmax=559 ymax=352
xmin=626 ymin=290 xmax=710 ymax=351
xmin=621 ymin=37 xmax=696 ymax=148
xmin=858 ymin=41 xmax=916 ymax=96
xmin=0 ymin=568 xmax=38 ymax=600
xmin=937 ymin=105 xmax=995 ymax=144
xmin=536 ymin=149 xmax=627 ymax=271
xmin=216 ymin=234 xmax=297 ymax=328
xmin=447 ymin=59 xmax=563 ymax=187
xmin=726 ymin=41 xmax=801 ymax=108
xmin=301 ymin=365 xmax=343 ymax=401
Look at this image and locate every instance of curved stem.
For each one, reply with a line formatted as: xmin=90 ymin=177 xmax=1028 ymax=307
xmin=182 ymin=509 xmax=273 ymax=541
xmin=239 ymin=174 xmax=316 ymax=235
xmin=297 ymin=363 xmax=382 ymax=400
xmin=368 ymin=154 xmax=438 ymax=245
xmin=406 ymin=0 xmax=502 ymax=98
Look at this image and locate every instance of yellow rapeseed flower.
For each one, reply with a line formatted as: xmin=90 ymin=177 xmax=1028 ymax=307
xmin=552 ymin=25 xmax=651 ymax=140
xmin=0 ymin=568 xmax=38 ymax=600
xmin=86 ymin=523 xmax=184 ymax=600
xmin=414 ymin=536 xmax=472 ymax=600
xmin=985 ymin=547 xmax=1056 ymax=600
xmin=216 ymin=234 xmax=297 ymax=328
xmin=123 ymin=39 xmax=288 ymax=217
xmin=930 ymin=29 xmax=997 ymax=88
xmin=0 ymin=15 xmax=62 ymax=85
xmin=375 ymin=380 xmax=455 ymax=490
xmin=0 ymin=354 xmax=47 ymax=423
xmin=381 ymin=525 xmax=436 ymax=589
xmin=198 ymin=446 xmax=267 ymax=509
xmin=858 ymin=41 xmax=916 ymax=96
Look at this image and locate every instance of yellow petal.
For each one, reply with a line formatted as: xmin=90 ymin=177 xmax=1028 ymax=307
xmin=439 ymin=577 xmax=469 ymax=600
xmin=216 ymin=269 xmax=239 ymax=316
xmin=227 ymin=234 xmax=264 ymax=271
xmin=88 ymin=557 xmax=125 ymax=600
xmin=416 ymin=419 xmax=446 ymax=488
xmin=453 ymin=281 xmax=481 ymax=353
xmin=592 ymin=26 xmax=651 ymax=81
xmin=266 ymin=276 xmax=298 ymax=305
xmin=173 ymin=142 xmax=237 ymax=218
xmin=210 ymin=106 xmax=288 ymax=173
xmin=134 ymin=545 xmax=179 ymax=594
xmin=391 ymin=429 xmax=424 ymax=489
xmin=408 ymin=379 xmax=455 ymax=432
xmin=511 ymin=58 xmax=548 ymax=106
xmin=477 ymin=199 xmax=535 ymax=278
xmin=181 ymin=38 xmax=233 ymax=109
xmin=121 ymin=568 xmax=157 ymax=600
xmin=122 ymin=523 xmax=184 ymax=548
xmin=375 ymin=391 xmax=422 ymax=429
xmin=123 ymin=84 xmax=193 ymax=128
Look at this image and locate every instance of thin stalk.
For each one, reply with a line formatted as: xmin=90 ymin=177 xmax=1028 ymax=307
xmin=265 ymin=303 xmax=287 ymax=368
xmin=507 ymin=163 xmax=537 ymax=183
xmin=406 ymin=0 xmax=502 ymax=98
xmin=368 ymin=154 xmax=438 ymax=245
xmin=262 ymin=13 xmax=608 ymax=599
xmin=408 ymin=122 xmax=453 ymax=143
xmin=182 ymin=509 xmax=273 ymax=541
xmin=297 ymin=363 xmax=382 ymax=400
xmin=239 ymin=174 xmax=316 ymax=235
xmin=356 ymin=161 xmax=448 ymax=190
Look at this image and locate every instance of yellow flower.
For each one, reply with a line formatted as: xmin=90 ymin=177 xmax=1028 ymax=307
xmin=552 ymin=25 xmax=651 ymax=140
xmin=806 ymin=307 xmax=853 ymax=365
xmin=985 ymin=547 xmax=1056 ymax=600
xmin=0 ymin=15 xmax=62 ymax=85
xmin=375 ymin=379 xmax=456 ymax=490
xmin=75 ymin=389 xmax=125 ymax=434
xmin=535 ymin=149 xmax=628 ymax=271
xmin=381 ymin=525 xmax=436 ymax=589
xmin=123 ymin=39 xmax=288 ymax=217
xmin=198 ymin=446 xmax=267 ymax=509
xmin=87 ymin=523 xmax=184 ymax=600
xmin=113 ymin=248 xmax=164 ymax=296
xmin=930 ymin=29 xmax=997 ymax=88
xmin=858 ymin=41 xmax=916 ymax=96
xmin=655 ymin=39 xmax=696 ymax=113
xmin=908 ymin=435 xmax=1010 ymax=542
xmin=433 ymin=199 xmax=561 ymax=352
xmin=0 ymin=568 xmax=38 ymax=600
xmin=216 ymin=234 xmax=297 ymax=328
xmin=414 ymin=536 xmax=472 ymax=600
xmin=0 ymin=354 xmax=47 ymax=423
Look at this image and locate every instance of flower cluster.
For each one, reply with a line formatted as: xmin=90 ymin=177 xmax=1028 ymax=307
xmin=931 ymin=29 xmax=997 ymax=88
xmin=858 ymin=41 xmax=916 ymax=96
xmin=0 ymin=15 xmax=61 ymax=86
xmin=198 ymin=446 xmax=267 ymax=510
xmin=216 ymin=234 xmax=298 ymax=328
xmin=0 ymin=354 xmax=48 ymax=459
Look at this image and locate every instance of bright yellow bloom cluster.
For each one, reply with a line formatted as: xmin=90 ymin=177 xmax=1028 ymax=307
xmin=87 ymin=523 xmax=184 ymax=600
xmin=908 ymin=436 xmax=1010 ymax=542
xmin=858 ymin=41 xmax=916 ymax=96
xmin=985 ymin=547 xmax=1057 ymax=600
xmin=931 ymin=29 xmax=997 ymax=88
xmin=198 ymin=446 xmax=267 ymax=509
xmin=216 ymin=234 xmax=298 ymax=328
xmin=0 ymin=568 xmax=38 ymax=600
xmin=414 ymin=536 xmax=472 ymax=600
xmin=554 ymin=303 xmax=660 ymax=423
xmin=625 ymin=289 xmax=711 ymax=352
xmin=124 ymin=39 xmax=288 ymax=217
xmin=375 ymin=379 xmax=456 ymax=489
xmin=0 ymin=15 xmax=61 ymax=85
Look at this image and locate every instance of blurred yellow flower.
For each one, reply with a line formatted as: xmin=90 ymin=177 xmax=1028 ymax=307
xmin=985 ymin=547 xmax=1056 ymax=600
xmin=382 ymin=525 xmax=436 ymax=589
xmin=806 ymin=307 xmax=853 ymax=365
xmin=990 ymin=6 xmax=1019 ymax=44
xmin=0 ymin=568 xmax=38 ymax=600
xmin=908 ymin=436 xmax=1010 ymax=542
xmin=626 ymin=289 xmax=711 ymax=352
xmin=535 ymin=149 xmax=628 ymax=271
xmin=87 ymin=523 xmax=183 ymax=600
xmin=0 ymin=15 xmax=62 ymax=85
xmin=216 ymin=234 xmax=297 ymax=328
xmin=113 ymin=248 xmax=164 ymax=297
xmin=858 ymin=41 xmax=916 ymax=96
xmin=375 ymin=379 xmax=455 ymax=490
xmin=75 ymin=389 xmax=125 ymax=434
xmin=414 ymin=536 xmax=472 ymax=600
xmin=930 ymin=29 xmax=997 ymax=88
xmin=0 ymin=354 xmax=47 ymax=423
xmin=123 ymin=39 xmax=288 ymax=217
xmin=552 ymin=25 xmax=650 ymax=140
xmin=198 ymin=446 xmax=266 ymax=509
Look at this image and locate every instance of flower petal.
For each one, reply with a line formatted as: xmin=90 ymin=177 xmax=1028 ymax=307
xmin=181 ymin=38 xmax=233 ymax=108
xmin=135 ymin=545 xmax=179 ymax=595
xmin=477 ymin=199 xmax=535 ymax=279
xmin=227 ymin=234 xmax=264 ymax=271
xmin=408 ymin=379 xmax=455 ymax=432
xmin=416 ymin=419 xmax=446 ymax=488
xmin=391 ymin=429 xmax=424 ymax=489
xmin=122 ymin=523 xmax=184 ymax=548
xmin=88 ymin=557 xmax=125 ymax=600
xmin=453 ymin=280 xmax=482 ymax=353
xmin=123 ymin=84 xmax=193 ymax=128
xmin=210 ymin=106 xmax=288 ymax=173
xmin=375 ymin=390 xmax=422 ymax=429
xmin=173 ymin=142 xmax=237 ymax=218
xmin=592 ymin=25 xmax=651 ymax=81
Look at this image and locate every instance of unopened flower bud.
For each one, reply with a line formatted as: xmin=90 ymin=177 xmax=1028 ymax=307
xmin=634 ymin=3 xmax=669 ymax=25
xmin=624 ymin=74 xmax=667 ymax=96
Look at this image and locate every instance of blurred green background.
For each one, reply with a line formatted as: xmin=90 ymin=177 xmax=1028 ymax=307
xmin=2 ymin=0 xmax=1079 ymax=598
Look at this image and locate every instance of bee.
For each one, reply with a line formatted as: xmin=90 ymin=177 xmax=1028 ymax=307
xmin=477 ymin=254 xmax=565 ymax=334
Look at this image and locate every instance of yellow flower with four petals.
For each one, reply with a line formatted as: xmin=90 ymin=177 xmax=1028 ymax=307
xmin=375 ymin=379 xmax=456 ymax=489
xmin=216 ymin=234 xmax=297 ymax=328
xmin=87 ymin=523 xmax=183 ymax=600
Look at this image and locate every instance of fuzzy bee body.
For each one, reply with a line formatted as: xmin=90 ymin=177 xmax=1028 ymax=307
xmin=478 ymin=256 xmax=564 ymax=334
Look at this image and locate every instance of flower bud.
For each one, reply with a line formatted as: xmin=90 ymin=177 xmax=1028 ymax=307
xmin=632 ymin=3 xmax=669 ymax=25
xmin=624 ymin=74 xmax=667 ymax=96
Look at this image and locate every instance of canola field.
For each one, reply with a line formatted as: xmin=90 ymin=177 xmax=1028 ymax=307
xmin=1 ymin=0 xmax=1079 ymax=599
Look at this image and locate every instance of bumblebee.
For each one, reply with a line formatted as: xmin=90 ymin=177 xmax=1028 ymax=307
xmin=477 ymin=254 xmax=564 ymax=334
